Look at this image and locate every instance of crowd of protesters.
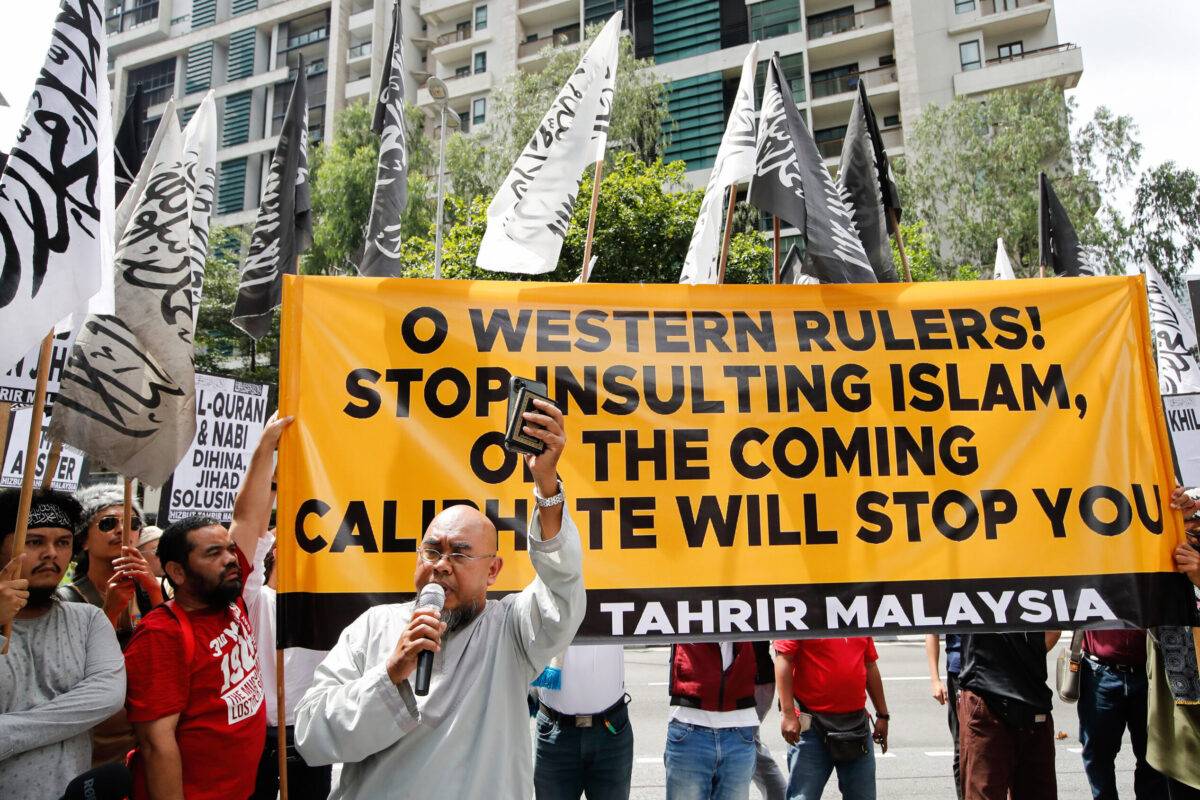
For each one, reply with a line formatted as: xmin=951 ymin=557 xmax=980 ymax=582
xmin=2 ymin=408 xmax=1200 ymax=800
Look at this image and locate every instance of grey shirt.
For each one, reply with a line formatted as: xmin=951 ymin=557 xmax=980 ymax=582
xmin=295 ymin=509 xmax=586 ymax=799
xmin=0 ymin=600 xmax=126 ymax=798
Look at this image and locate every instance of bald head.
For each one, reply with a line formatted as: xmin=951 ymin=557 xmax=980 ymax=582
xmin=425 ymin=505 xmax=498 ymax=551
xmin=415 ymin=505 xmax=503 ymax=618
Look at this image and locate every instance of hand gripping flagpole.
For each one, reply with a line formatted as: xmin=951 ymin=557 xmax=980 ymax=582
xmin=888 ymin=208 xmax=912 ymax=282
xmin=581 ymin=160 xmax=605 ymax=283
xmin=716 ymin=184 xmax=738 ymax=285
xmin=2 ymin=331 xmax=54 ymax=654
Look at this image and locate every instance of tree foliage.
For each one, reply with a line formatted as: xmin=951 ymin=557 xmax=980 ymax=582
xmin=902 ymin=84 xmax=1199 ymax=290
xmin=402 ymin=152 xmax=768 ymax=285
xmin=444 ymin=27 xmax=671 ymax=202
xmin=306 ymin=102 xmax=437 ymax=275
xmin=901 ymin=83 xmax=1136 ymax=277
xmin=195 ymin=226 xmax=280 ymax=391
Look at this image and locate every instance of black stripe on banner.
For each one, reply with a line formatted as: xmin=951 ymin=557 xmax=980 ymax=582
xmin=278 ymin=572 xmax=1199 ymax=651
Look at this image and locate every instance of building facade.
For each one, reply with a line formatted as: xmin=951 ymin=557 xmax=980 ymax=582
xmin=104 ymin=0 xmax=1081 ymax=226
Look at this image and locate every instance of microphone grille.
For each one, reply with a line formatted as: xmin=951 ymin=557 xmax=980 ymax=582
xmin=416 ymin=582 xmax=446 ymax=611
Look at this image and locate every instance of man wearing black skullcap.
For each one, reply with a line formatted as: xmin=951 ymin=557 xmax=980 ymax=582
xmin=0 ymin=487 xmax=127 ymax=799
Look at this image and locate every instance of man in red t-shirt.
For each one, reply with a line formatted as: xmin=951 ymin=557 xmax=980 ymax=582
xmin=773 ymin=637 xmax=889 ymax=800
xmin=123 ymin=512 xmax=267 ymax=800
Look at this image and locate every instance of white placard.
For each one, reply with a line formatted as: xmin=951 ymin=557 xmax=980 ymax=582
xmin=1164 ymin=393 xmax=1200 ymax=486
xmin=1 ymin=406 xmax=86 ymax=492
xmin=159 ymin=373 xmax=270 ymax=523
xmin=0 ymin=329 xmax=75 ymax=406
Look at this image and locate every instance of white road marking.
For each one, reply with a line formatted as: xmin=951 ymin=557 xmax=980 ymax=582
xmin=1068 ymin=747 xmax=1083 ymax=753
xmin=636 ymin=757 xmax=660 ymax=764
xmin=647 ymin=681 xmax=668 ymax=686
xmin=925 ymin=751 xmax=955 ymax=757
xmin=882 ymin=676 xmax=937 ymax=681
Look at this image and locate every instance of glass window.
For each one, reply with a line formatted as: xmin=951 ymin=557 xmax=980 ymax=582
xmin=128 ymin=58 xmax=177 ymax=108
xmin=472 ymin=97 xmax=486 ymax=125
xmin=883 ymin=113 xmax=900 ymax=127
xmin=458 ymin=110 xmax=470 ymax=132
xmin=474 ymin=51 xmax=486 ymax=73
xmin=954 ymin=0 xmax=975 ymax=13
xmin=959 ymin=40 xmax=982 ymax=70
xmin=474 ymin=5 xmax=487 ymax=30
xmin=997 ymin=41 xmax=1023 ymax=60
xmin=807 ymin=5 xmax=856 ymax=39
xmin=755 ymin=52 xmax=806 ymax=105
xmin=749 ymin=0 xmax=802 ymax=41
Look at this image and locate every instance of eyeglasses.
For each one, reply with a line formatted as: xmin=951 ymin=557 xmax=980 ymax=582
xmin=97 ymin=515 xmax=143 ymax=533
xmin=417 ymin=547 xmax=496 ymax=565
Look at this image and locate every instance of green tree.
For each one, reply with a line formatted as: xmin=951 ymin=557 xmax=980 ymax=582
xmin=901 ymin=83 xmax=1138 ymax=277
xmin=1128 ymin=162 xmax=1200 ymax=292
xmin=890 ymin=220 xmax=979 ymax=282
xmin=444 ymin=26 xmax=671 ymax=202
xmin=195 ymin=226 xmax=280 ymax=390
xmin=409 ymin=152 xmax=769 ymax=285
xmin=306 ymin=102 xmax=437 ymax=275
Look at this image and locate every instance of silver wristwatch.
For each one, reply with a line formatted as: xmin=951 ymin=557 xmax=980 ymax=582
xmin=534 ymin=479 xmax=566 ymax=508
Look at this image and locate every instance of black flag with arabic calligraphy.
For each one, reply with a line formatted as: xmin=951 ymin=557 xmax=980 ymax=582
xmin=232 ymin=56 xmax=312 ymax=339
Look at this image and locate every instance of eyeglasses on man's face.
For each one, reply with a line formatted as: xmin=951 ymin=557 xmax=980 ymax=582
xmin=97 ymin=515 xmax=143 ymax=533
xmin=417 ymin=547 xmax=496 ymax=566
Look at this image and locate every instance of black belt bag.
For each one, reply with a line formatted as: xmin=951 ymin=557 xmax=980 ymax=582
xmin=810 ymin=708 xmax=871 ymax=763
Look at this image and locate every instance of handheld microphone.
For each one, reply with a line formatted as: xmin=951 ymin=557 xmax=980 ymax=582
xmin=414 ymin=582 xmax=446 ymax=696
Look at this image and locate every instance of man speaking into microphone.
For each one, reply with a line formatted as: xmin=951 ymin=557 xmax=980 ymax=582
xmin=295 ymin=398 xmax=585 ymax=798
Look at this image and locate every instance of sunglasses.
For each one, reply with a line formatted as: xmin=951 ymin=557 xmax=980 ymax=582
xmin=97 ymin=515 xmax=143 ymax=533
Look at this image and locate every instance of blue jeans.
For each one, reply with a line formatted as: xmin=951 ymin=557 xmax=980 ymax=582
xmin=786 ymin=727 xmax=876 ymax=800
xmin=664 ymin=720 xmax=758 ymax=800
xmin=535 ymin=703 xmax=634 ymax=800
xmin=1077 ymin=658 xmax=1166 ymax=800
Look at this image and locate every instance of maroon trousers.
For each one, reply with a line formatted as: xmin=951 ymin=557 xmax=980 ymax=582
xmin=958 ymin=688 xmax=1057 ymax=800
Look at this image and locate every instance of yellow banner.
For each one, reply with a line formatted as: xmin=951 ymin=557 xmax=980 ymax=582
xmin=278 ymin=275 xmax=1190 ymax=647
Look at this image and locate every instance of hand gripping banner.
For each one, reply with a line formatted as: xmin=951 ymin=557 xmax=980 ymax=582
xmin=277 ymin=275 xmax=1193 ymax=649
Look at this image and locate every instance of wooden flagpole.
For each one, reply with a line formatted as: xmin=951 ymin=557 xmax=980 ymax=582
xmin=41 ymin=441 xmax=63 ymax=490
xmin=2 ymin=331 xmax=55 ymax=655
xmin=716 ymin=184 xmax=738 ymax=285
xmin=888 ymin=208 xmax=912 ymax=282
xmin=122 ymin=478 xmax=134 ymax=548
xmin=0 ymin=402 xmax=12 ymax=453
xmin=772 ymin=218 xmax=781 ymax=284
xmin=277 ymin=649 xmax=288 ymax=798
xmin=581 ymin=160 xmax=604 ymax=283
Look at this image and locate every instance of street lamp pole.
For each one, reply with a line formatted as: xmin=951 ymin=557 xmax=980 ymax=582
xmin=434 ymin=102 xmax=448 ymax=280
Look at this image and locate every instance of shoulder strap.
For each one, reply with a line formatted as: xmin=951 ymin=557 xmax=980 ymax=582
xmin=163 ymin=600 xmax=195 ymax=666
xmin=1070 ymin=630 xmax=1084 ymax=660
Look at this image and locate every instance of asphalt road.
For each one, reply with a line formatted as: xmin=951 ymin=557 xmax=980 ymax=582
xmin=616 ymin=638 xmax=1134 ymax=799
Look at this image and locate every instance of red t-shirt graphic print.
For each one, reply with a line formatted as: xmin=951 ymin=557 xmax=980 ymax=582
xmin=125 ymin=549 xmax=266 ymax=800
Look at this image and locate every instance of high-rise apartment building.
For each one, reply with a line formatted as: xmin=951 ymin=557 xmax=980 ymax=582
xmin=105 ymin=0 xmax=1080 ymax=227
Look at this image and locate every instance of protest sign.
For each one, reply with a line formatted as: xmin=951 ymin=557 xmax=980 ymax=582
xmin=1164 ymin=393 xmax=1200 ymax=486
xmin=277 ymin=276 xmax=1190 ymax=649
xmin=157 ymin=373 xmax=269 ymax=523
xmin=2 ymin=406 xmax=86 ymax=492
xmin=0 ymin=329 xmax=75 ymax=406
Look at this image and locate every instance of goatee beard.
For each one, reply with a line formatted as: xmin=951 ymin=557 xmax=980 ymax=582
xmin=441 ymin=599 xmax=483 ymax=633
xmin=27 ymin=587 xmax=56 ymax=608
xmin=201 ymin=581 xmax=241 ymax=607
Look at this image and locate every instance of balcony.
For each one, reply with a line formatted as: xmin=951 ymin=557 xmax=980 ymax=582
xmin=816 ymin=125 xmax=904 ymax=161
xmin=517 ymin=0 xmax=578 ymax=28
xmin=282 ymin=27 xmax=329 ymax=51
xmin=419 ymin=0 xmax=474 ymax=26
xmin=516 ymin=26 xmax=580 ymax=65
xmin=947 ymin=0 xmax=1051 ymax=36
xmin=345 ymin=76 xmax=372 ymax=99
xmin=347 ymin=42 xmax=372 ymax=61
xmin=430 ymin=24 xmax=491 ymax=63
xmin=952 ymin=42 xmax=1082 ymax=96
xmin=416 ymin=69 xmax=492 ymax=106
xmin=810 ymin=63 xmax=898 ymax=102
xmin=349 ymin=8 xmax=374 ymax=32
xmin=105 ymin=0 xmax=171 ymax=55
xmin=805 ymin=5 xmax=893 ymax=65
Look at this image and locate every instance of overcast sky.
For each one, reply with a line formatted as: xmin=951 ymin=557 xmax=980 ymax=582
xmin=1 ymin=1 xmax=1197 ymax=200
